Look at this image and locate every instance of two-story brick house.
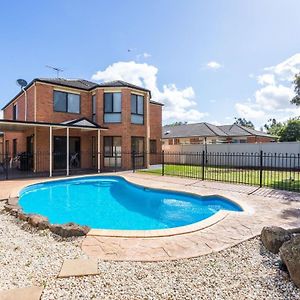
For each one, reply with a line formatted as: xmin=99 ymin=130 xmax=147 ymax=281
xmin=1 ymin=78 xmax=163 ymax=176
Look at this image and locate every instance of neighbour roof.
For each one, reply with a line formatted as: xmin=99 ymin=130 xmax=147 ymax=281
xmin=218 ymin=124 xmax=273 ymax=138
xmin=163 ymin=123 xmax=227 ymax=138
xmin=2 ymin=78 xmax=160 ymax=110
xmin=162 ymin=122 xmax=274 ymax=139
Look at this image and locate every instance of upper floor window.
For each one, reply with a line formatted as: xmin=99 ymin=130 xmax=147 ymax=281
xmin=13 ymin=104 xmax=18 ymax=120
xmin=53 ymin=91 xmax=80 ymax=114
xmin=104 ymin=93 xmax=121 ymax=123
xmin=131 ymin=94 xmax=144 ymax=124
xmin=92 ymin=94 xmax=96 ymax=122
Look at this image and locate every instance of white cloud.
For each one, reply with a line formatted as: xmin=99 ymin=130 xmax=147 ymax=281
xmin=142 ymin=52 xmax=151 ymax=58
xmin=264 ymin=53 xmax=300 ymax=81
xmin=92 ymin=61 xmax=208 ymax=123
xmin=235 ymin=53 xmax=299 ymax=126
xmin=255 ymin=84 xmax=294 ymax=111
xmin=136 ymin=52 xmax=152 ymax=61
xmin=235 ymin=103 xmax=265 ymax=120
xmin=257 ymin=73 xmax=275 ymax=85
xmin=206 ymin=61 xmax=222 ymax=70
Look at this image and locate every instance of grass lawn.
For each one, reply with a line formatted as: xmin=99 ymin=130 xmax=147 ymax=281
xmin=139 ymin=164 xmax=300 ymax=192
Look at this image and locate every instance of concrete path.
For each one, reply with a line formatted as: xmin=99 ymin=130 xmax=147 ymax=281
xmin=0 ymin=286 xmax=43 ymax=300
xmin=58 ymin=259 xmax=99 ymax=278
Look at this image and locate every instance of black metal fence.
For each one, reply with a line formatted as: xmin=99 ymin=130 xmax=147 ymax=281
xmin=157 ymin=151 xmax=300 ymax=192
xmin=1 ymin=150 xmax=299 ymax=193
xmin=0 ymin=151 xmax=152 ymax=180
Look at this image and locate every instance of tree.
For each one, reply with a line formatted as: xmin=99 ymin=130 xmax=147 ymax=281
xmin=279 ymin=119 xmax=300 ymax=142
xmin=263 ymin=118 xmax=284 ymax=136
xmin=291 ymin=73 xmax=300 ymax=106
xmin=234 ymin=117 xmax=255 ymax=129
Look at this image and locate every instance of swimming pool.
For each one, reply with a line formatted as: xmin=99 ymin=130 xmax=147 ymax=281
xmin=19 ymin=176 xmax=242 ymax=230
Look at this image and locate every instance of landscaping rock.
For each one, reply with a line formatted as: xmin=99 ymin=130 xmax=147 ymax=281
xmin=4 ymin=204 xmax=20 ymax=216
xmin=28 ymin=214 xmax=49 ymax=230
xmin=280 ymin=235 xmax=300 ymax=288
xmin=49 ymin=222 xmax=90 ymax=237
xmin=261 ymin=226 xmax=292 ymax=254
xmin=18 ymin=212 xmax=29 ymax=221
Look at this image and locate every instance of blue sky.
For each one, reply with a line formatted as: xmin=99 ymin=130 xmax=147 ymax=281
xmin=1 ymin=0 xmax=300 ymax=128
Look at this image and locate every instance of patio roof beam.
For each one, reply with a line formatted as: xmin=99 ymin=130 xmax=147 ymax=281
xmin=49 ymin=126 xmax=53 ymax=177
xmin=66 ymin=127 xmax=69 ymax=176
xmin=98 ymin=129 xmax=101 ymax=173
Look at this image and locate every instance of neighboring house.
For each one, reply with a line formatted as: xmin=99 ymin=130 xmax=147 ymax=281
xmin=162 ymin=122 xmax=275 ymax=146
xmin=1 ymin=78 xmax=163 ymax=175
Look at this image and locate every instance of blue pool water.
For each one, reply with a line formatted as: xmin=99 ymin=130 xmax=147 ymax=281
xmin=19 ymin=176 xmax=242 ymax=230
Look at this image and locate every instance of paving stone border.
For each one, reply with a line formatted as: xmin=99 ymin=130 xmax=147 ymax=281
xmin=3 ymin=197 xmax=90 ymax=237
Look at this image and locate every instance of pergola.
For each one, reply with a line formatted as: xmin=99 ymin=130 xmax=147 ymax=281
xmin=0 ymin=118 xmax=107 ymax=177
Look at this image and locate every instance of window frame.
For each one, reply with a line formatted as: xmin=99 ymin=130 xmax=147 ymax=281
xmin=103 ymin=136 xmax=122 ymax=157
xmin=131 ymin=136 xmax=145 ymax=154
xmin=12 ymin=139 xmax=17 ymax=157
xmin=131 ymin=94 xmax=144 ymax=125
xmin=13 ymin=103 xmax=18 ymax=120
xmin=150 ymin=139 xmax=157 ymax=154
xmin=103 ymin=92 xmax=122 ymax=123
xmin=92 ymin=94 xmax=96 ymax=122
xmin=53 ymin=90 xmax=81 ymax=114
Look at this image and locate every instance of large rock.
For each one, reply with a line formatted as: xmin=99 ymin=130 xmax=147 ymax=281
xmin=28 ymin=214 xmax=49 ymax=230
xmin=261 ymin=226 xmax=292 ymax=254
xmin=280 ymin=235 xmax=300 ymax=288
xmin=49 ymin=222 xmax=90 ymax=237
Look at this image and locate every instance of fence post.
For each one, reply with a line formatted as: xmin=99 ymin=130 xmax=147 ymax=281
xmin=162 ymin=150 xmax=165 ymax=176
xmin=202 ymin=150 xmax=205 ymax=181
xmin=132 ymin=151 xmax=136 ymax=173
xmin=259 ymin=150 xmax=263 ymax=187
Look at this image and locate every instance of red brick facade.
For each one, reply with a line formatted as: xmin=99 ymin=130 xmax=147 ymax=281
xmin=2 ymin=81 xmax=162 ymax=171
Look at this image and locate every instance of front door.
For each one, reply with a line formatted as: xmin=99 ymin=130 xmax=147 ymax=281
xmin=53 ymin=136 xmax=81 ymax=169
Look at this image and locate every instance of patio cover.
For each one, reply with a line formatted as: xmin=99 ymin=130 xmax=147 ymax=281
xmin=0 ymin=118 xmax=108 ymax=176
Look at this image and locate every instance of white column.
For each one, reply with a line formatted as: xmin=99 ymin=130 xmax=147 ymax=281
xmin=97 ymin=129 xmax=101 ymax=173
xmin=49 ymin=126 xmax=53 ymax=177
xmin=34 ymin=127 xmax=37 ymax=172
xmin=66 ymin=127 xmax=70 ymax=176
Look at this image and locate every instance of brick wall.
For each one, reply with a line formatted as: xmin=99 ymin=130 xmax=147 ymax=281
xmin=2 ymin=81 xmax=163 ymax=171
xmin=247 ymin=136 xmax=275 ymax=143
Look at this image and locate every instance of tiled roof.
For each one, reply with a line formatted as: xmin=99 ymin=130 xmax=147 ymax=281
xmin=37 ymin=78 xmax=98 ymax=90
xmin=162 ymin=122 xmax=274 ymax=138
xmin=2 ymin=78 xmax=160 ymax=109
xmin=218 ymin=124 xmax=273 ymax=138
xmin=36 ymin=78 xmax=151 ymax=93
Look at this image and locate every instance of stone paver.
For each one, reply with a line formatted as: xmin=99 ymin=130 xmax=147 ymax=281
xmin=82 ymin=172 xmax=300 ymax=261
xmin=58 ymin=259 xmax=99 ymax=278
xmin=0 ymin=286 xmax=43 ymax=300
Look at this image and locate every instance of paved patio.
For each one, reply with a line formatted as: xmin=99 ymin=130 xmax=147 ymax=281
xmin=1 ymin=172 xmax=299 ymax=262
xmin=82 ymin=173 xmax=300 ymax=261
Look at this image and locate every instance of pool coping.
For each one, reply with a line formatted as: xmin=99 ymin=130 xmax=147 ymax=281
xmin=10 ymin=173 xmax=251 ymax=238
